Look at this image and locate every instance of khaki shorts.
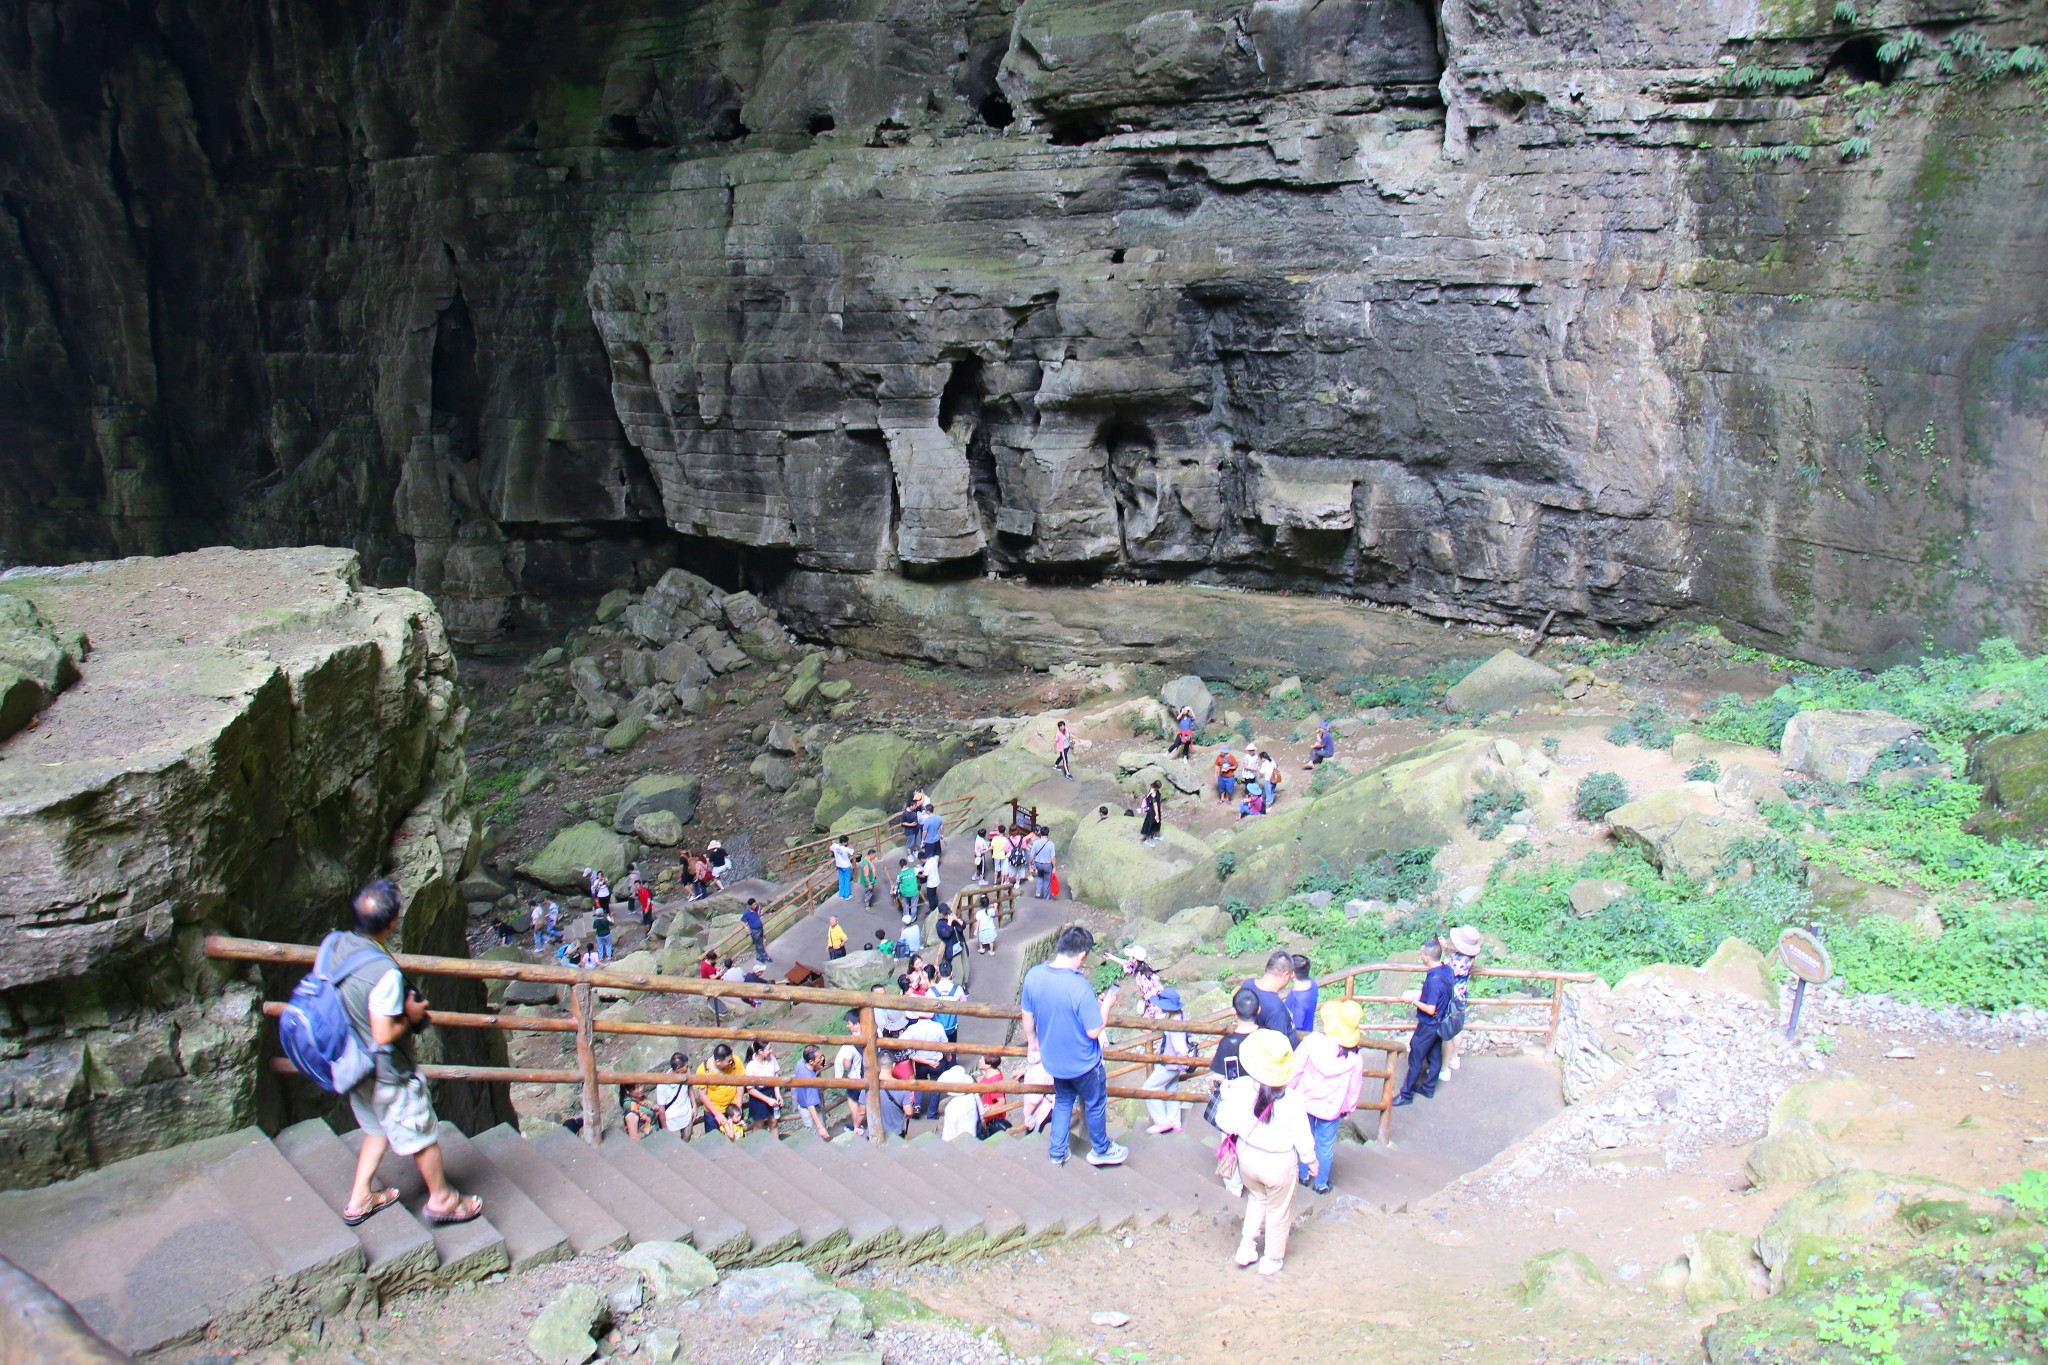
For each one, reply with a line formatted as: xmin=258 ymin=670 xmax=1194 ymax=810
xmin=349 ymin=1072 xmax=439 ymax=1156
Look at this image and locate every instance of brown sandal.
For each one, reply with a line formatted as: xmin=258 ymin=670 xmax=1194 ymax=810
xmin=342 ymin=1187 xmax=401 ymax=1227
xmin=422 ymin=1193 xmax=484 ymax=1225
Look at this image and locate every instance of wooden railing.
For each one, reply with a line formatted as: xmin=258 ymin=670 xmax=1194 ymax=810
xmin=209 ymin=935 xmax=1233 ymax=1147
xmin=772 ymin=793 xmax=979 ymax=880
xmin=206 ymin=936 xmax=1598 ymax=1151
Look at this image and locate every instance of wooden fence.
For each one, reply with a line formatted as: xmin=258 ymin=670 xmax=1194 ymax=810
xmin=772 ymin=792 xmax=979 ymax=880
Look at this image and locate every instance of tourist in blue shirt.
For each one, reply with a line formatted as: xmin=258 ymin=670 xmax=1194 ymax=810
xmin=917 ymin=802 xmax=943 ymax=857
xmin=1019 ymin=924 xmax=1128 ymax=1167
xmin=1392 ymin=939 xmax=1455 ymax=1105
xmin=792 ymin=1045 xmax=829 ymax=1140
xmin=741 ymin=898 xmax=771 ymax=964
xmin=1287 ymin=954 xmax=1319 ymax=1035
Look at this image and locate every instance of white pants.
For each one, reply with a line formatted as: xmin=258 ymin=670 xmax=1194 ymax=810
xmin=1143 ymin=1064 xmax=1185 ymax=1128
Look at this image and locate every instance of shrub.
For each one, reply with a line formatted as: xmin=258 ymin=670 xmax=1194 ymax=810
xmin=1215 ymin=850 xmax=1237 ymax=881
xmin=1605 ymin=702 xmax=1677 ymax=751
xmin=1225 ymin=920 xmax=1277 ymax=956
xmin=1575 ymin=772 xmax=1630 ymax=822
xmin=1295 ymin=847 xmax=1440 ymax=904
xmin=1465 ymin=789 xmax=1525 ymax=840
xmin=1541 ymin=736 xmax=1562 ymax=758
xmin=1224 ymin=896 xmax=1254 ymax=923
xmin=1683 ymin=757 xmax=1722 ymax=783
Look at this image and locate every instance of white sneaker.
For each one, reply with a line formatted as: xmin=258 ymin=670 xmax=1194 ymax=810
xmin=1085 ymin=1142 xmax=1129 ymax=1167
xmin=1257 ymin=1258 xmax=1283 ymax=1276
xmin=1449 ymin=1057 xmax=1462 ymax=1071
xmin=1233 ymin=1245 xmax=1259 ymax=1268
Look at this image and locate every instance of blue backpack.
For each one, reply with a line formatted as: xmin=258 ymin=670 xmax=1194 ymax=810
xmin=278 ymin=933 xmax=389 ymax=1093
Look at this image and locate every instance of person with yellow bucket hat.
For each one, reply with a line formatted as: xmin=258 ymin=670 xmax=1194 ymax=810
xmin=1288 ymin=999 xmax=1368 ymax=1193
xmin=1214 ymin=1028 xmax=1316 ymax=1275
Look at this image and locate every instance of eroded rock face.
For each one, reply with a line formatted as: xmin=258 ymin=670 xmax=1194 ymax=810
xmin=2 ymin=2 xmax=2045 ymax=662
xmin=0 ymin=548 xmax=505 ymax=1189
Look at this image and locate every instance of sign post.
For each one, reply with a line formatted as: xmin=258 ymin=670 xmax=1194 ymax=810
xmin=1776 ymin=927 xmax=1833 ymax=1041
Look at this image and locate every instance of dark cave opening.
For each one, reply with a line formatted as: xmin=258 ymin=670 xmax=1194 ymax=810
xmin=807 ymin=111 xmax=837 ymax=136
xmin=955 ymin=37 xmax=1016 ymax=130
xmin=1826 ymin=37 xmax=1894 ymax=86
xmin=1047 ymin=111 xmax=1113 ymax=145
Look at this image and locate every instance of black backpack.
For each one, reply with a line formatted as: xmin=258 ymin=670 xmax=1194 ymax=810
xmin=1437 ymin=990 xmax=1468 ymax=1041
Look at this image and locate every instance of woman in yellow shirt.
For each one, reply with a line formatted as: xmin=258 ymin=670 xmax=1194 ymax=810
xmin=697 ymin=1044 xmax=742 ymax=1138
xmin=827 ymin=916 xmax=849 ymax=959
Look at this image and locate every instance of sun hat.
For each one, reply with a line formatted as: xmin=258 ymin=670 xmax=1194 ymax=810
xmin=1124 ymin=944 xmax=1148 ymax=964
xmin=1238 ymin=1028 xmax=1299 ymax=1087
xmin=1449 ymin=925 xmax=1482 ymax=956
xmin=1320 ymin=998 xmax=1364 ymax=1048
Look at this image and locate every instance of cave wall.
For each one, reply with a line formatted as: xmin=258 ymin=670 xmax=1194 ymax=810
xmin=0 ymin=547 xmax=507 ymax=1190
xmin=1 ymin=0 xmax=2044 ymax=663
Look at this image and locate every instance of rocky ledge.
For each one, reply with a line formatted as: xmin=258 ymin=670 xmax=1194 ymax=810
xmin=0 ymin=547 xmax=503 ymax=1189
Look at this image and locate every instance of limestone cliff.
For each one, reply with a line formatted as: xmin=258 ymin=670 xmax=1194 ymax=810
xmin=0 ymin=547 xmax=505 ymax=1190
xmin=1 ymin=1 xmax=2044 ymax=663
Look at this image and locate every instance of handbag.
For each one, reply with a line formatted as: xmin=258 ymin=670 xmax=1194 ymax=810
xmin=1214 ymin=1134 xmax=1239 ymax=1180
xmin=1048 ymin=871 xmax=1060 ymax=898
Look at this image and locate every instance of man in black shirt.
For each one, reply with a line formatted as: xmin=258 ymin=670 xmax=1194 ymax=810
xmin=1237 ymin=949 xmax=1300 ymax=1043
xmin=1209 ymin=986 xmax=1263 ymax=1081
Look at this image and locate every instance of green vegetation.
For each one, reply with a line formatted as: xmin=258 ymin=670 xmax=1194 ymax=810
xmin=1606 ymin=702 xmax=1678 ymax=751
xmin=470 ymin=766 xmax=529 ymax=825
xmin=1826 ymin=900 xmax=2048 ymax=1010
xmin=1465 ymin=789 xmax=1525 ymax=840
xmin=1832 ymin=0 xmax=1858 ymax=21
xmin=1696 ymin=638 xmax=2048 ymax=759
xmin=1734 ymin=62 xmax=1818 ymax=90
xmin=1335 ymin=659 xmax=1484 ymax=717
xmin=1684 ymin=757 xmax=1723 ymax=783
xmin=1214 ymin=850 xmax=1237 ymax=881
xmin=1541 ymin=736 xmax=1562 ymax=758
xmin=1575 ymin=772 xmax=1631 ymax=822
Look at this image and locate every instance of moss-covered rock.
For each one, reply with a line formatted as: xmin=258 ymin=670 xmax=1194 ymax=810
xmin=1514 ymin=1248 xmax=1606 ymax=1309
xmin=1969 ymin=728 xmax=2048 ymax=841
xmin=613 ymin=774 xmax=702 ymax=834
xmin=814 ymin=732 xmax=918 ymax=828
xmin=1682 ymin=1228 xmax=1765 ymax=1311
xmin=1062 ymin=812 xmax=1209 ymax=912
xmin=1124 ymin=732 xmax=1494 ymax=918
xmin=519 ymin=822 xmax=630 ymax=890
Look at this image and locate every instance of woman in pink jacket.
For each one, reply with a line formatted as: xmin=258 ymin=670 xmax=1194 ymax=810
xmin=1288 ymin=999 xmax=1367 ymax=1194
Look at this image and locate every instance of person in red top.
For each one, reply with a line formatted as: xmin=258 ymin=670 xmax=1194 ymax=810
xmin=697 ymin=951 xmax=718 ymax=980
xmin=976 ymin=1056 xmax=1011 ymax=1139
xmin=635 ymin=877 xmax=654 ymax=928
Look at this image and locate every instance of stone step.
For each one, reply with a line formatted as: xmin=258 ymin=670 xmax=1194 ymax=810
xmin=687 ymin=1135 xmax=852 ymax=1264
xmin=527 ymin=1127 xmax=689 ymax=1247
xmin=205 ymin=1135 xmax=368 ymax=1285
xmin=734 ymin=1131 xmax=900 ymax=1267
xmin=1115 ymin=1129 xmax=1238 ymax=1222
xmin=272 ymin=1119 xmax=438 ymax=1291
xmin=972 ymin=1134 xmax=1099 ymax=1238
xmin=469 ymin=1124 xmax=630 ymax=1256
xmin=0 ymin=1128 xmax=366 ymax=1356
xmin=797 ymin=1138 xmax=952 ymax=1262
xmin=428 ymin=1123 xmax=571 ymax=1273
xmin=662 ymin=1133 xmax=810 ymax=1264
xmin=603 ymin=1132 xmax=751 ymax=1264
xmin=893 ymin=1133 xmax=1031 ymax=1251
xmin=339 ymin=1129 xmax=507 ymax=1285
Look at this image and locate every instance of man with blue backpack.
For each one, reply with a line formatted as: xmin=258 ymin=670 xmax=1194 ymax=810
xmin=285 ymin=878 xmax=484 ymax=1228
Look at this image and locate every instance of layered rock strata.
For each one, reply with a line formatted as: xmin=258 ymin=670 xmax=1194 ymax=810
xmin=2 ymin=2 xmax=2044 ymax=662
xmin=0 ymin=547 xmax=505 ymax=1189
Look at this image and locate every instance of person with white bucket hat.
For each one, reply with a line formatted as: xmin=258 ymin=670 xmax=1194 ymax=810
xmin=1443 ymin=924 xmax=1483 ymax=1073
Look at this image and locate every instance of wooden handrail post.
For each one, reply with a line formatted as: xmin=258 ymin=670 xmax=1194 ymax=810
xmin=861 ymin=1004 xmax=884 ymax=1146
xmin=1549 ymin=977 xmax=1564 ymax=1045
xmin=569 ymin=982 xmax=601 ymax=1145
xmin=1378 ymin=1050 xmax=1400 ymax=1144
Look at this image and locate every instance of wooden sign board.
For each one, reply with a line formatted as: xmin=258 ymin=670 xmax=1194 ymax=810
xmin=1778 ymin=927 xmax=1832 ymax=984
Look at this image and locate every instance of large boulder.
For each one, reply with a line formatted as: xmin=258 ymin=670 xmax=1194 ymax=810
xmin=1780 ymin=709 xmax=1920 ymax=784
xmin=1123 ymin=732 xmax=1496 ymax=919
xmin=1060 ymin=813 xmax=1209 ymax=913
xmin=568 ymin=655 xmax=617 ymax=725
xmin=602 ymin=714 xmax=647 ymax=753
xmin=0 ymin=589 xmax=84 ymax=741
xmin=1159 ymin=675 xmax=1216 ymax=729
xmin=928 ymin=745 xmax=1057 ymax=833
xmin=1969 ymin=728 xmax=2048 ymax=841
xmin=1115 ymin=750 xmax=1203 ymax=796
xmin=1743 ymin=1120 xmax=1841 ymax=1189
xmin=1168 ymin=904 xmax=1233 ymax=941
xmin=1444 ymin=650 xmax=1560 ymax=715
xmin=814 ymin=732 xmax=928 ymax=829
xmin=653 ymin=642 xmax=712 ymax=687
xmin=613 ymin=774 xmax=702 ymax=834
xmin=634 ymin=810 xmax=684 ymax=846
xmin=1754 ymin=1170 xmax=1905 ymax=1291
xmin=1605 ymin=783 xmax=1757 ymax=880
xmin=822 ymin=948 xmax=897 ymax=992
xmin=1682 ymin=1230 xmax=1766 ymax=1311
xmin=519 ymin=822 xmax=630 ymax=891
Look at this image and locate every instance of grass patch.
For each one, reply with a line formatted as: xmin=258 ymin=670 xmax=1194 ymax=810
xmin=1465 ymin=789 xmax=1525 ymax=840
xmin=1335 ymin=659 xmax=1484 ymax=717
xmin=1605 ymin=701 xmax=1678 ymax=751
xmin=469 ymin=766 xmax=529 ymax=825
xmin=1827 ymin=899 xmax=2048 ymax=1010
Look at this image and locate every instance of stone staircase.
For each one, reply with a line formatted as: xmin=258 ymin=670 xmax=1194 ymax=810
xmin=0 ymin=1118 xmax=1236 ymax=1358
